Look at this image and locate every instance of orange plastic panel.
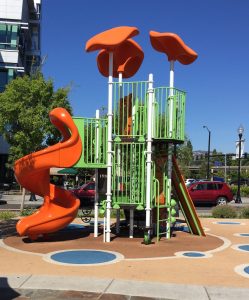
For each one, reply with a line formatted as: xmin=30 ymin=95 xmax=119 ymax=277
xmin=150 ymin=31 xmax=198 ymax=65
xmin=97 ymin=39 xmax=144 ymax=78
xmin=85 ymin=26 xmax=139 ymax=52
xmin=14 ymin=108 xmax=82 ymax=240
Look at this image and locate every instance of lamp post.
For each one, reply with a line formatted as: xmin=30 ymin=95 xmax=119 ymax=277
xmin=203 ymin=125 xmax=211 ymax=180
xmin=235 ymin=125 xmax=244 ymax=204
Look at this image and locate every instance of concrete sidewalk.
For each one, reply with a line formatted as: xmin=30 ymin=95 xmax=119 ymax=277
xmin=1 ymin=274 xmax=249 ymax=300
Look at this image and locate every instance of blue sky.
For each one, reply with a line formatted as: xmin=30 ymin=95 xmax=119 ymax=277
xmin=41 ymin=0 xmax=249 ymax=154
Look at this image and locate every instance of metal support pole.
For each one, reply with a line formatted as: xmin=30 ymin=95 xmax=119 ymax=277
xmin=207 ymin=130 xmax=211 ymax=179
xmin=105 ymin=52 xmax=113 ymax=242
xmin=235 ymin=133 xmax=243 ymax=203
xmin=145 ymin=73 xmax=154 ymax=238
xmin=166 ymin=61 xmax=174 ymax=239
xmin=224 ymin=153 xmax=227 ymax=182
xmin=169 ymin=60 xmax=174 ymax=137
xmin=94 ymin=110 xmax=99 ymax=237
xmin=203 ymin=125 xmax=211 ymax=180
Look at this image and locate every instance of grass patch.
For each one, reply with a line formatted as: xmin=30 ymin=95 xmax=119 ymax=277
xmin=212 ymin=205 xmax=249 ymax=219
xmin=20 ymin=208 xmax=37 ymax=216
xmin=239 ymin=206 xmax=249 ymax=219
xmin=0 ymin=211 xmax=17 ymax=221
xmin=212 ymin=205 xmax=237 ymax=218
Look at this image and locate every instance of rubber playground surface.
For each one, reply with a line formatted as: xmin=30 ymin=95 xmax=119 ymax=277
xmin=0 ymin=216 xmax=249 ymax=291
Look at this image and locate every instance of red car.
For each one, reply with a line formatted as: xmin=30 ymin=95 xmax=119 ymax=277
xmin=70 ymin=181 xmax=95 ymax=207
xmin=187 ymin=181 xmax=234 ymax=206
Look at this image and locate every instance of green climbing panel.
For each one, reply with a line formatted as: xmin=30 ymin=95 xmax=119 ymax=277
xmin=73 ymin=117 xmax=108 ymax=168
xmin=112 ymin=142 xmax=146 ymax=209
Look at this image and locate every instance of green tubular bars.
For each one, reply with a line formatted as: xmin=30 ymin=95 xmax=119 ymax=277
xmin=112 ymin=81 xmax=148 ymax=139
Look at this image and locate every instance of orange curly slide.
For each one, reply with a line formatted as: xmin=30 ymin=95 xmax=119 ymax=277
xmin=14 ymin=108 xmax=82 ymax=240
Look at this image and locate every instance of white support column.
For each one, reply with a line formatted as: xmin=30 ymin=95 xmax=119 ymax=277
xmin=116 ymin=145 xmax=121 ymax=234
xmin=145 ymin=73 xmax=154 ymax=237
xmin=119 ymin=72 xmax=122 ymax=86
xmin=167 ymin=60 xmax=175 ymax=239
xmin=105 ymin=52 xmax=114 ymax=243
xmin=94 ymin=109 xmax=100 ymax=237
xmin=169 ymin=60 xmax=175 ymax=137
xmin=115 ymin=71 xmax=123 ymax=236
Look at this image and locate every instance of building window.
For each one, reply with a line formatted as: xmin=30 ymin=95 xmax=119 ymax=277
xmin=0 ymin=70 xmax=8 ymax=92
xmin=0 ymin=24 xmax=19 ymax=49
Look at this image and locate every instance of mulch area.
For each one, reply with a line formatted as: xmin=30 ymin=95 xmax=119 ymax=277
xmin=0 ymin=219 xmax=19 ymax=239
xmin=1 ymin=219 xmax=224 ymax=259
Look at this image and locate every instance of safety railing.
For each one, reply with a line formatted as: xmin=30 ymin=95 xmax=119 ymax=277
xmin=112 ymin=81 xmax=148 ymax=141
xmin=73 ymin=117 xmax=107 ymax=168
xmin=153 ymin=87 xmax=186 ymax=141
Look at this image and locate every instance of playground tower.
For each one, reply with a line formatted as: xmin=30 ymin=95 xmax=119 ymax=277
xmin=73 ymin=26 xmax=205 ymax=243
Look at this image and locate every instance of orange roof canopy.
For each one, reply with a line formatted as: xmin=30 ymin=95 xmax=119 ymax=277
xmin=150 ymin=31 xmax=198 ymax=65
xmin=85 ymin=26 xmax=139 ymax=52
xmin=97 ymin=39 xmax=144 ymax=78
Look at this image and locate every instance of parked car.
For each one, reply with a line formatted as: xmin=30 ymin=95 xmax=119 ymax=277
xmin=70 ymin=181 xmax=95 ymax=208
xmin=0 ymin=182 xmax=12 ymax=191
xmin=187 ymin=181 xmax=233 ymax=206
xmin=185 ymin=178 xmax=196 ymax=187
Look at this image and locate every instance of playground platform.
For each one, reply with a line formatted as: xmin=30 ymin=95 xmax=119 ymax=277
xmin=0 ymin=216 xmax=249 ymax=299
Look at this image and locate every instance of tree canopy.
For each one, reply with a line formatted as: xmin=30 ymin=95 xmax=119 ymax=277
xmin=0 ymin=73 xmax=72 ymax=167
xmin=176 ymin=138 xmax=193 ymax=178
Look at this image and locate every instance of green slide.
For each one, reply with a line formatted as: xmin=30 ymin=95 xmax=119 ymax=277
xmin=172 ymin=156 xmax=205 ymax=236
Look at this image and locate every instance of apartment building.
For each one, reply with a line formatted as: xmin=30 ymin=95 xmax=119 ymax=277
xmin=0 ymin=0 xmax=41 ymax=183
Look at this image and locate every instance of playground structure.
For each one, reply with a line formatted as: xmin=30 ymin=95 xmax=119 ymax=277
xmin=14 ymin=26 xmax=205 ymax=243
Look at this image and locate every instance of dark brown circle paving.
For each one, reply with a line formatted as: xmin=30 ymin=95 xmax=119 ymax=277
xmin=4 ymin=224 xmax=224 ymax=259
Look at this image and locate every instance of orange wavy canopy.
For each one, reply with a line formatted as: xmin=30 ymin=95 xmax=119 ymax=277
xmin=150 ymin=31 xmax=198 ymax=65
xmin=85 ymin=26 xmax=139 ymax=52
xmin=97 ymin=39 xmax=144 ymax=78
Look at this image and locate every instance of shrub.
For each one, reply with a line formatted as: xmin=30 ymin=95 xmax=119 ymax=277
xmin=229 ymin=185 xmax=249 ymax=197
xmin=212 ymin=205 xmax=237 ymax=218
xmin=239 ymin=207 xmax=249 ymax=219
xmin=230 ymin=185 xmax=237 ymax=196
xmin=0 ymin=211 xmax=17 ymax=221
xmin=241 ymin=186 xmax=249 ymax=197
xmin=20 ymin=208 xmax=37 ymax=216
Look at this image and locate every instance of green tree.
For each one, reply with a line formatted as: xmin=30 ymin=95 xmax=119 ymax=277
xmin=176 ymin=138 xmax=193 ymax=178
xmin=0 ymin=73 xmax=72 ymax=167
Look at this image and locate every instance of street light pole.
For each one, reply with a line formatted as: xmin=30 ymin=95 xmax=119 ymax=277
xmin=203 ymin=125 xmax=211 ymax=180
xmin=235 ymin=125 xmax=244 ymax=204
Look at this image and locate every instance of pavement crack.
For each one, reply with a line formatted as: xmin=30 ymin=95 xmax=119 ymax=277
xmin=204 ymin=286 xmax=211 ymax=300
xmin=97 ymin=278 xmax=116 ymax=299
xmin=19 ymin=274 xmax=32 ymax=289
